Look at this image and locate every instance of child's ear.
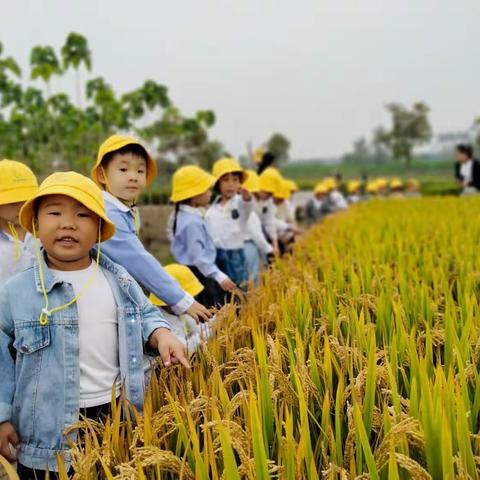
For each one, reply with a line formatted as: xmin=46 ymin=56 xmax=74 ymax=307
xmin=97 ymin=167 xmax=107 ymax=187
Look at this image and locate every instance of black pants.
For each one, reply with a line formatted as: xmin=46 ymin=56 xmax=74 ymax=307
xmin=17 ymin=402 xmax=111 ymax=479
xmin=188 ymin=265 xmax=230 ymax=308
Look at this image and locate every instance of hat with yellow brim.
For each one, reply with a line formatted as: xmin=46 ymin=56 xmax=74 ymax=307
xmin=243 ymin=169 xmax=261 ymax=193
xmin=212 ymin=157 xmax=248 ymax=184
xmin=259 ymin=167 xmax=282 ymax=193
xmin=314 ymin=182 xmax=329 ymax=195
xmin=92 ymin=134 xmax=157 ymax=187
xmin=274 ymin=179 xmax=292 ymax=200
xmin=19 ymin=171 xmax=116 ymax=242
xmin=0 ymin=159 xmax=39 ymax=205
xmin=170 ymin=166 xmax=216 ymax=203
xmin=149 ymin=264 xmax=204 ymax=306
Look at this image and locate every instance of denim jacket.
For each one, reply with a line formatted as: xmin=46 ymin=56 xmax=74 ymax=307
xmin=0 ymin=250 xmax=170 ymax=471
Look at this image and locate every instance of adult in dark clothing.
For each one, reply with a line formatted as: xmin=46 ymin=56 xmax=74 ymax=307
xmin=454 ymin=144 xmax=480 ymax=194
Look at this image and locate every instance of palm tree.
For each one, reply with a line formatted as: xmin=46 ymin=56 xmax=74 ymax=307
xmin=61 ymin=32 xmax=92 ymax=107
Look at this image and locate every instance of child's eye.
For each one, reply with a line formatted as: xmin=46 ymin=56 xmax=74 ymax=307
xmin=78 ymin=213 xmax=92 ymax=218
xmin=48 ymin=211 xmax=61 ymax=216
xmin=138 ymin=170 xmax=145 ymax=175
xmin=119 ymin=168 xmax=128 ymax=172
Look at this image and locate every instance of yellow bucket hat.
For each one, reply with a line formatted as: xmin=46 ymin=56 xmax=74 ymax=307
xmin=259 ymin=167 xmax=282 ymax=193
xmin=91 ymin=134 xmax=157 ymax=187
xmin=314 ymin=182 xmax=329 ymax=195
xmin=274 ymin=179 xmax=292 ymax=200
xmin=0 ymin=159 xmax=38 ymax=205
xmin=389 ymin=178 xmax=403 ymax=189
xmin=285 ymin=179 xmax=298 ymax=193
xmin=150 ymin=264 xmax=204 ymax=306
xmin=212 ymin=157 xmax=248 ymax=183
xmin=322 ymin=177 xmax=338 ymax=191
xmin=170 ymin=165 xmax=216 ymax=203
xmin=243 ymin=169 xmax=260 ymax=193
xmin=20 ymin=171 xmax=116 ymax=241
xmin=347 ymin=180 xmax=361 ymax=194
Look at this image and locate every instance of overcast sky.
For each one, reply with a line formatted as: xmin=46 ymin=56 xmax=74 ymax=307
xmin=2 ymin=0 xmax=479 ymax=159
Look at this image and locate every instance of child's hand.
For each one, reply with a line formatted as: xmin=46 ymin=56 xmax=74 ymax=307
xmin=240 ymin=188 xmax=252 ymax=202
xmin=149 ymin=328 xmax=191 ymax=369
xmin=220 ymin=277 xmax=236 ymax=292
xmin=0 ymin=422 xmax=19 ymax=462
xmin=186 ymin=300 xmax=212 ymax=323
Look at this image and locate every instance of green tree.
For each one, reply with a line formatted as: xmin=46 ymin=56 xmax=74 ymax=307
xmin=266 ymin=132 xmax=291 ymax=164
xmin=381 ymin=102 xmax=432 ymax=164
xmin=61 ymin=32 xmax=92 ymax=106
xmin=30 ymin=45 xmax=61 ymax=96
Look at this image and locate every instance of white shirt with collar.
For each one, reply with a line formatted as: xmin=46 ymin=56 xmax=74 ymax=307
xmin=205 ymin=194 xmax=253 ymax=250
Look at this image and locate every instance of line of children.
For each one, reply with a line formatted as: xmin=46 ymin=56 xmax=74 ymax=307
xmin=0 ymin=171 xmax=188 ymax=477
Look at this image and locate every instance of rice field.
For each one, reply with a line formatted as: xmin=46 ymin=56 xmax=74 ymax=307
xmin=4 ymin=196 xmax=480 ymax=479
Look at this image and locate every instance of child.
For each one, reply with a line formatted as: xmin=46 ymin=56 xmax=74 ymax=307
xmin=405 ymin=179 xmax=421 ymax=198
xmin=91 ymin=134 xmax=210 ymax=323
xmin=347 ymin=180 xmax=362 ymax=204
xmin=257 ymin=167 xmax=283 ymax=252
xmin=0 ymin=172 xmax=187 ymax=478
xmin=243 ymin=170 xmax=273 ymax=281
xmin=273 ymin=179 xmax=297 ymax=255
xmin=169 ymin=165 xmax=236 ymax=308
xmin=389 ymin=179 xmax=405 ymax=198
xmin=0 ymin=159 xmax=38 ymax=284
xmin=454 ymin=144 xmax=480 ymax=194
xmin=205 ymin=158 xmax=253 ymax=287
xmin=305 ymin=182 xmax=330 ymax=225
xmin=149 ymin=264 xmax=214 ymax=354
xmin=324 ymin=177 xmax=348 ymax=211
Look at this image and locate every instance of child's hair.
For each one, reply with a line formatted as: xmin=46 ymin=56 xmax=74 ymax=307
xmin=456 ymin=144 xmax=473 ymax=158
xmin=101 ymin=144 xmax=149 ymax=168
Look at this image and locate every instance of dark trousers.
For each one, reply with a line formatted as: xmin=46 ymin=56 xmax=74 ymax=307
xmin=17 ymin=402 xmax=111 ymax=479
xmin=188 ymin=266 xmax=229 ymax=308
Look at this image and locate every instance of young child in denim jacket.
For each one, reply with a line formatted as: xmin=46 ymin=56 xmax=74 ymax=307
xmin=0 ymin=172 xmax=188 ymax=478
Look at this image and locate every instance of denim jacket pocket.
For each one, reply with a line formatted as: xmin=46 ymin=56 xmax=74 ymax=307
xmin=13 ymin=323 xmax=50 ymax=354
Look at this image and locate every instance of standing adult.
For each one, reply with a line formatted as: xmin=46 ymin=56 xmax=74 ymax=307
xmin=454 ymin=144 xmax=480 ymax=194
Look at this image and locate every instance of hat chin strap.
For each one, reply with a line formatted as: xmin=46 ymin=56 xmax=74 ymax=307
xmin=32 ymin=219 xmax=102 ymax=326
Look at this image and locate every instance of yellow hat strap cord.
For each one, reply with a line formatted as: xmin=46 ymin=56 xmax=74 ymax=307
xmin=7 ymin=222 xmax=20 ymax=262
xmin=32 ymin=219 xmax=102 ymax=327
xmin=100 ymin=165 xmax=140 ymax=235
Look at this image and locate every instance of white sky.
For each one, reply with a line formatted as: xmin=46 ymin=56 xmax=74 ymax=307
xmin=2 ymin=0 xmax=479 ymax=159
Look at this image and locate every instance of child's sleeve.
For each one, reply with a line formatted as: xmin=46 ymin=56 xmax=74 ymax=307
xmin=0 ymin=286 xmax=15 ymax=423
xmin=184 ymin=223 xmax=228 ymax=284
xmin=247 ymin=213 xmax=273 ymax=255
xmin=101 ymin=209 xmax=194 ymax=315
xmin=238 ymin=195 xmax=254 ymax=226
xmin=263 ymin=200 xmax=278 ymax=244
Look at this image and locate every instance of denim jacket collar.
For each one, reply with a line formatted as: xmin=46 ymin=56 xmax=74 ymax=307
xmin=33 ymin=248 xmax=133 ymax=294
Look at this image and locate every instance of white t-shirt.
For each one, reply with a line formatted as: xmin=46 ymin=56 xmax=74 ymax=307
xmin=52 ymin=260 xmax=121 ymax=408
xmin=0 ymin=231 xmax=36 ymax=285
xmin=460 ymin=160 xmax=473 ymax=187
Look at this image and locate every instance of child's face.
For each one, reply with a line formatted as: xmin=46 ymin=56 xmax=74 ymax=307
xmin=315 ymin=192 xmax=326 ymax=200
xmin=257 ymin=190 xmax=271 ymax=201
xmin=99 ymin=153 xmax=147 ymax=202
xmin=455 ymin=150 xmax=468 ymax=164
xmin=0 ymin=202 xmax=24 ymax=226
xmin=218 ymin=173 xmax=241 ymax=200
xmin=36 ymin=194 xmax=100 ymax=271
xmin=190 ymin=189 xmax=212 ymax=207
